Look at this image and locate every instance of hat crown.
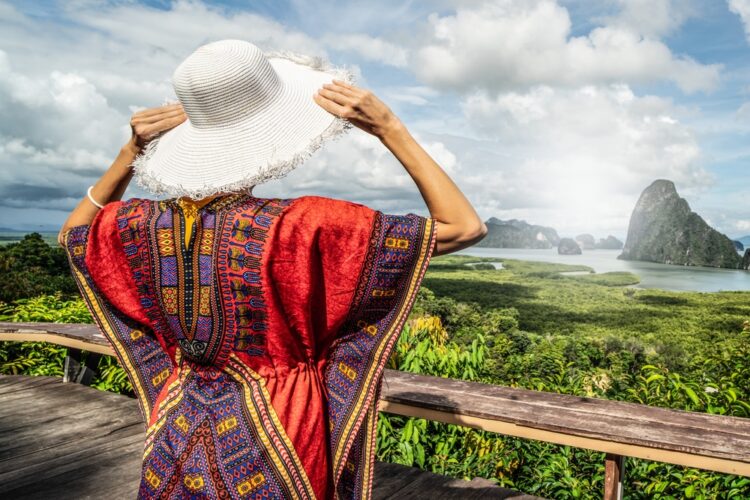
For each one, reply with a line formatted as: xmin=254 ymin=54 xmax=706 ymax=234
xmin=173 ymin=40 xmax=282 ymax=128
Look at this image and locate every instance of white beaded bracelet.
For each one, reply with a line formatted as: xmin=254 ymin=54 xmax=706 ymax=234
xmin=86 ymin=186 xmax=105 ymax=209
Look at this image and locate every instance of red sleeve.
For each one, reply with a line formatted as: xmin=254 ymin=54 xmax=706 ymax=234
xmin=84 ymin=201 xmax=150 ymax=326
xmin=61 ymin=199 xmax=176 ymax=427
xmin=270 ymin=195 xmax=436 ymax=494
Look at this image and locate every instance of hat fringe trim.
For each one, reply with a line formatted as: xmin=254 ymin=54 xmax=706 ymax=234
xmin=130 ymin=50 xmax=355 ymax=200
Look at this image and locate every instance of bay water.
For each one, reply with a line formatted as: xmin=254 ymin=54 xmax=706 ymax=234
xmin=457 ymin=247 xmax=750 ymax=293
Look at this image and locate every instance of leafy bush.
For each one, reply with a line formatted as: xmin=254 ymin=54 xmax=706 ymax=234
xmin=0 ymin=233 xmax=77 ymax=303
xmin=2 ymin=250 xmax=748 ymax=498
xmin=376 ymin=255 xmax=750 ymax=498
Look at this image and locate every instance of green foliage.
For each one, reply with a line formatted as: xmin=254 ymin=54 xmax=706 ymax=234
xmin=567 ymin=271 xmax=640 ymax=286
xmin=2 ymin=250 xmax=748 ymax=497
xmin=376 ymin=254 xmax=750 ymax=498
xmin=0 ymin=293 xmax=92 ymax=323
xmin=0 ymin=233 xmax=77 ymax=303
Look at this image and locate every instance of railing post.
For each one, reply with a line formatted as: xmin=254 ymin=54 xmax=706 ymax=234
xmin=63 ymin=348 xmax=99 ymax=385
xmin=604 ymin=453 xmax=624 ymax=500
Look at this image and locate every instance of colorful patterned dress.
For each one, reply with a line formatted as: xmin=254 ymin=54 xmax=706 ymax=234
xmin=62 ymin=192 xmax=436 ymax=500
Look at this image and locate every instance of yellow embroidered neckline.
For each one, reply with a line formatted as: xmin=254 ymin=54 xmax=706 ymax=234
xmin=176 ymin=196 xmax=219 ymax=248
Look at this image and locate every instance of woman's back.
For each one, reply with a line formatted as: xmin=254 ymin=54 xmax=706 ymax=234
xmin=63 ymin=192 xmax=436 ymax=499
xmin=59 ymin=39 xmax=485 ymax=500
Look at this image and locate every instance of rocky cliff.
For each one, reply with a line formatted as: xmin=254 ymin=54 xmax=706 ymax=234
xmin=575 ymin=234 xmax=596 ymax=250
xmin=477 ymin=218 xmax=560 ymax=249
xmin=595 ymin=235 xmax=624 ymax=250
xmin=619 ymin=180 xmax=742 ymax=269
xmin=558 ymin=238 xmax=582 ymax=255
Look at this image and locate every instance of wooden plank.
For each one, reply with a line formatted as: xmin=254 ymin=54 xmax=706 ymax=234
xmin=374 ymin=461 xmax=542 ymax=499
xmin=0 ymin=322 xmax=114 ymax=356
xmin=378 ymin=370 xmax=750 ymax=476
xmin=0 ymin=322 xmax=108 ymax=346
xmin=0 ymin=375 xmax=59 ymax=395
xmin=0 ymin=379 xmax=144 ymax=483
xmin=371 ymin=461 xmax=432 ymax=499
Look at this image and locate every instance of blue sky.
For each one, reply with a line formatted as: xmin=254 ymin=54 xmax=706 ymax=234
xmin=0 ymin=0 xmax=749 ymax=240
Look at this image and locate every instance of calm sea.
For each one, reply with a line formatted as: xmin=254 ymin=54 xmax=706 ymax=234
xmin=457 ymin=247 xmax=750 ymax=293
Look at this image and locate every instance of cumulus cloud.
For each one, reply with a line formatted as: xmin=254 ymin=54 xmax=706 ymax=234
xmin=412 ymin=0 xmax=720 ymax=94
xmin=255 ymin=131 xmax=456 ymax=215
xmin=321 ymin=33 xmax=408 ymax=67
xmin=729 ymin=0 xmax=750 ymax=43
xmin=0 ymin=0 xmax=738 ymax=238
xmin=0 ymin=49 xmax=130 ymax=210
xmin=457 ymin=84 xmax=711 ymax=236
xmin=606 ymin=0 xmax=697 ymax=37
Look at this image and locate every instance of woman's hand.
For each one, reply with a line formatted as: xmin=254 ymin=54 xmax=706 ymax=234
xmin=314 ymin=80 xmax=403 ymax=140
xmin=58 ymin=103 xmax=187 ymax=245
xmin=314 ymin=79 xmax=486 ymax=256
xmin=125 ymin=103 xmax=188 ymax=154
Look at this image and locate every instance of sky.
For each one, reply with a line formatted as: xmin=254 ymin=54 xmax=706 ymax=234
xmin=0 ymin=0 xmax=749 ymax=240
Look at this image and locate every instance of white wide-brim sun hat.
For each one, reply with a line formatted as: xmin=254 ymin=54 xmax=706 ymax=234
xmin=131 ymin=39 xmax=354 ymax=199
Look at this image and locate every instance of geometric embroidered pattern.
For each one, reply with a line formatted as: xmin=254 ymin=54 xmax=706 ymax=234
xmin=63 ymin=194 xmax=437 ymax=500
xmin=139 ymin=350 xmax=315 ymax=499
xmin=64 ymin=224 xmax=175 ymax=423
xmin=325 ymin=213 xmax=435 ymax=499
xmin=114 ymin=193 xmax=290 ymax=367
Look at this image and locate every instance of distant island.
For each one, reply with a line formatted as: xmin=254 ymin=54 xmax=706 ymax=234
xmin=619 ymin=179 xmax=743 ymax=269
xmin=476 ymin=218 xmax=560 ymax=249
xmin=476 ymin=218 xmax=623 ymax=251
xmin=576 ymin=233 xmax=623 ymax=250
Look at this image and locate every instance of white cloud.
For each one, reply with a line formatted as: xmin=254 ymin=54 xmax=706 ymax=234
xmin=322 ymin=33 xmax=408 ymax=67
xmin=606 ymin=0 xmax=696 ymax=37
xmin=0 ymin=0 xmax=339 ymax=218
xmin=254 ymin=131 xmax=457 ymax=214
xmin=412 ymin=0 xmax=720 ymax=94
xmin=0 ymin=0 xmax=736 ymax=239
xmin=729 ymin=0 xmax=750 ymax=43
xmin=456 ymin=84 xmax=711 ymax=236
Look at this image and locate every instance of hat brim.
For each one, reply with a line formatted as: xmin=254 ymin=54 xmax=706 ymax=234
xmin=131 ymin=52 xmax=354 ymax=199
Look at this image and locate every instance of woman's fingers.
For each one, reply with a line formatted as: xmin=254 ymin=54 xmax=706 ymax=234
xmin=332 ymin=79 xmax=356 ymax=91
xmin=132 ymin=108 xmax=186 ymax=125
xmin=133 ymin=103 xmax=183 ymax=119
xmin=317 ymin=87 xmax=353 ymax=107
xmin=322 ymin=82 xmax=357 ymax=97
xmin=130 ymin=108 xmax=187 ymax=148
xmin=153 ymin=114 xmax=187 ymax=132
xmin=313 ymin=92 xmax=349 ymax=118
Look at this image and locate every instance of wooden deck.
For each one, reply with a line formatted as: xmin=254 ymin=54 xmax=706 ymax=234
xmin=0 ymin=375 xmax=538 ymax=499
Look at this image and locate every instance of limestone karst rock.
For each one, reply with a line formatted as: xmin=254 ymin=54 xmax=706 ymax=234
xmin=558 ymin=238 xmax=582 ymax=255
xmin=575 ymin=234 xmax=596 ymax=250
xmin=477 ymin=218 xmax=560 ymax=249
xmin=595 ymin=235 xmax=624 ymax=250
xmin=619 ymin=180 xmax=742 ymax=269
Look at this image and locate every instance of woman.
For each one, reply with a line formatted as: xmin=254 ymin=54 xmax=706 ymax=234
xmin=58 ymin=40 xmax=485 ymax=500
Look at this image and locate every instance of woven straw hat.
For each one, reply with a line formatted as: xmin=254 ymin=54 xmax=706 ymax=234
xmin=131 ymin=39 xmax=354 ymax=199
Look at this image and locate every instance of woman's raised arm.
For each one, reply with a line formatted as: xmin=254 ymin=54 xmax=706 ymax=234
xmin=57 ymin=104 xmax=187 ymax=246
xmin=314 ymin=80 xmax=486 ymax=256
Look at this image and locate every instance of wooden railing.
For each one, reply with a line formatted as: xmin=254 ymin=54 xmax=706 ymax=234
xmin=2 ymin=322 xmax=749 ymax=500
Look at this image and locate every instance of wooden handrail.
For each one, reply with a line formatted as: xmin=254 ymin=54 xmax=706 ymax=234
xmin=2 ymin=322 xmax=749 ymax=499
